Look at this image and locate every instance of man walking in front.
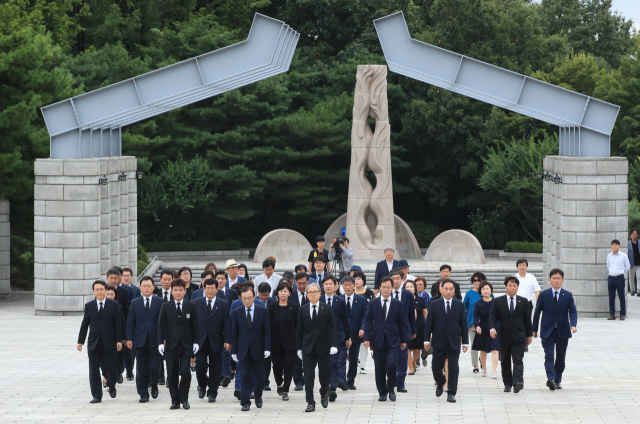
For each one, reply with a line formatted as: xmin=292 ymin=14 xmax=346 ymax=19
xmin=389 ymin=269 xmax=416 ymax=393
xmin=340 ymin=275 xmax=367 ymax=390
xmin=607 ymin=239 xmax=631 ymax=320
xmin=423 ymin=279 xmax=468 ymax=403
xmin=489 ymin=276 xmax=533 ymax=393
xmin=533 ymin=268 xmax=577 ymax=390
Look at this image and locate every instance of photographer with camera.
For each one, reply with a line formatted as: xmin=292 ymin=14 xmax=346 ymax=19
xmin=329 ymin=237 xmax=353 ymax=279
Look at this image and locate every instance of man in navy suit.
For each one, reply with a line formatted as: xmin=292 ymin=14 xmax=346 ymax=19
xmin=126 ymin=276 xmax=164 ymax=402
xmin=231 ymin=286 xmax=271 ymax=411
xmin=190 ymin=270 xmax=215 ymax=301
xmin=310 ymin=256 xmax=330 ymax=286
xmin=424 ymin=279 xmax=469 ymax=403
xmin=389 ymin=270 xmax=416 ymax=393
xmin=291 ymin=272 xmax=310 ymax=391
xmin=533 ymin=268 xmax=578 ymax=390
xmin=194 ymin=278 xmax=231 ymax=402
xmin=319 ymin=274 xmax=351 ymax=401
xmin=363 ymin=277 xmax=407 ymax=401
xmin=374 ymin=245 xmax=399 ymax=294
xmin=340 ymin=276 xmax=368 ymax=390
xmin=257 ymin=282 xmax=277 ymax=390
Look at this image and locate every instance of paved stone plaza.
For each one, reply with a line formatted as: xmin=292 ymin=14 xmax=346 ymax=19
xmin=1 ymin=292 xmax=638 ymax=423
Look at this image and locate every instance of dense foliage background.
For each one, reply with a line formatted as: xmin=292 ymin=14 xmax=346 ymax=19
xmin=1 ymin=0 xmax=639 ymax=288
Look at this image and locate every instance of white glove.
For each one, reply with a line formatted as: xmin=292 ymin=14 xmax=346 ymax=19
xmin=158 ymin=344 xmax=165 ymax=356
xmin=193 ymin=343 xmax=199 ymax=355
xmin=264 ymin=351 xmax=271 ymax=359
xmin=297 ymin=350 xmax=302 ymax=360
xmin=232 ymin=354 xmax=238 ymax=362
xmin=330 ymin=347 xmax=338 ymax=355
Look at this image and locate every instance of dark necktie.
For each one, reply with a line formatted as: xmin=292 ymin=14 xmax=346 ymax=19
xmin=395 ymin=290 xmax=399 ymax=300
xmin=301 ymin=293 xmax=306 ymax=304
xmin=164 ymin=291 xmax=168 ymax=301
xmin=327 ymin=297 xmax=331 ymax=306
xmin=554 ymin=291 xmax=558 ymax=306
xmin=99 ymin=302 xmax=104 ymax=316
xmin=346 ymin=297 xmax=351 ymax=315
xmin=145 ymin=298 xmax=150 ymax=316
xmin=208 ymin=299 xmax=212 ymax=310
xmin=382 ymin=299 xmax=388 ymax=320
xmin=246 ymin=308 xmax=252 ymax=330
xmin=510 ymin=297 xmax=515 ymax=314
xmin=177 ymin=302 xmax=182 ymax=316
xmin=312 ymin=304 xmax=317 ymax=321
xmin=446 ymin=301 xmax=451 ymax=315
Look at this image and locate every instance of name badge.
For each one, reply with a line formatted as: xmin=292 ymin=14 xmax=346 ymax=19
xmin=186 ymin=314 xmax=190 ymax=319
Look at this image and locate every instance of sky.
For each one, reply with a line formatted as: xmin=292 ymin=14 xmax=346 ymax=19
xmin=533 ymin=0 xmax=639 ymax=31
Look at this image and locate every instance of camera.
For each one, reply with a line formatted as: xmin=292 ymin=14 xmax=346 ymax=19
xmin=333 ymin=238 xmax=344 ymax=255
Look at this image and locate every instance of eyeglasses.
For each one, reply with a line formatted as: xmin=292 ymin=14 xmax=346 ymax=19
xmin=472 ymin=279 xmax=482 ymax=282
xmin=550 ymin=277 xmax=563 ymax=281
xmin=307 ymin=290 xmax=320 ymax=295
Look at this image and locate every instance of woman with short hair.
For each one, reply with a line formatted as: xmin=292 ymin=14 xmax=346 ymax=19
xmin=472 ymin=281 xmax=499 ymax=378
xmin=268 ymin=281 xmax=299 ymax=401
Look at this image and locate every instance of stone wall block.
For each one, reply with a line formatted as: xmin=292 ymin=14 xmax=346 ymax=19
xmin=596 ymin=184 xmax=627 ymax=201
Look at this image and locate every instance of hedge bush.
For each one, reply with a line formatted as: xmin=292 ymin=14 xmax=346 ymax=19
xmin=144 ymin=240 xmax=242 ymax=252
xmin=506 ymin=242 xmax=543 ymax=253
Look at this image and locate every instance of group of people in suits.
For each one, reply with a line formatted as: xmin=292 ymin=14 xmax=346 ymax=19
xmin=77 ymin=253 xmax=579 ymax=410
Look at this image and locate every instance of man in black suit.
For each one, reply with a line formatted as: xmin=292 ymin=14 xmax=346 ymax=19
xmin=389 ymin=270 xmax=416 ymax=393
xmin=429 ymin=265 xmax=462 ymax=300
xmin=291 ymin=272 xmax=310 ymax=391
xmin=373 ymin=245 xmax=398 ymax=295
xmin=155 ymin=269 xmax=174 ymax=386
xmin=363 ymin=277 xmax=407 ymax=402
xmin=489 ymin=276 xmax=533 ymax=393
xmin=77 ymin=280 xmax=123 ymax=403
xmin=297 ymin=283 xmax=339 ymax=412
xmin=340 ymin=276 xmax=368 ymax=390
xmin=106 ymin=267 xmax=131 ymax=383
xmin=158 ymin=278 xmax=200 ymax=410
xmin=231 ymin=286 xmax=271 ymax=411
xmin=194 ymin=278 xmax=231 ymax=402
xmin=126 ymin=276 xmax=164 ymax=402
xmin=424 ymin=279 xmax=469 ymax=403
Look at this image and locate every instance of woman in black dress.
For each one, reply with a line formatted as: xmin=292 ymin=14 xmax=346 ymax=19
xmin=268 ymin=281 xmax=299 ymax=401
xmin=472 ymin=281 xmax=499 ymax=378
xmin=405 ymin=281 xmax=427 ymax=375
xmin=103 ymin=284 xmax=126 ymax=388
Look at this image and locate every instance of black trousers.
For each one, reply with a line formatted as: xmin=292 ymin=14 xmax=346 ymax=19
xmin=195 ymin=340 xmax=223 ymax=398
xmin=499 ymin=342 xmax=526 ymax=387
xmin=293 ymin=355 xmax=304 ymax=386
xmin=264 ymin=357 xmax=271 ymax=386
xmin=159 ymin=355 xmax=165 ymax=381
xmin=347 ymin=341 xmax=361 ymax=384
xmin=89 ymin=341 xmax=117 ymax=400
xmin=239 ymin=355 xmax=265 ymax=406
xmin=271 ymin=349 xmax=296 ymax=392
xmin=303 ymin=346 xmax=330 ymax=406
xmin=124 ymin=344 xmax=134 ymax=374
xmin=134 ymin=339 xmax=160 ymax=396
xmin=373 ymin=336 xmax=398 ymax=395
xmin=165 ymin=343 xmax=192 ymax=403
xmin=431 ymin=345 xmax=460 ymax=395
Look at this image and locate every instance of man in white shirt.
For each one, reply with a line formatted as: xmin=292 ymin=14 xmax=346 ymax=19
xmin=252 ymin=259 xmax=282 ymax=293
xmin=607 ymin=239 xmax=631 ymax=320
xmin=514 ymin=258 xmax=540 ymax=352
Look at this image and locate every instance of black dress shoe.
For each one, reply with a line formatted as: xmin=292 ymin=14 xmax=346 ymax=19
xmin=234 ymin=390 xmax=241 ymax=400
xmin=208 ymin=394 xmax=216 ymax=402
xmin=554 ymin=381 xmax=562 ymax=390
xmin=221 ymin=376 xmax=231 ymax=387
xmin=338 ymin=381 xmax=348 ymax=391
xmin=504 ymin=386 xmax=512 ymax=392
xmin=473 ymin=367 xmax=479 ymax=373
xmin=524 ymin=345 xmax=528 ymax=352
xmin=90 ymin=398 xmax=101 ymax=403
xmin=436 ymin=384 xmax=444 ymax=397
xmin=321 ymin=396 xmax=328 ymax=408
xmin=546 ymin=380 xmax=556 ymax=391
xmin=388 ymin=390 xmax=396 ymax=401
xmin=328 ymin=391 xmax=337 ymax=402
xmin=230 ymin=372 xmax=235 ymax=380
xmin=165 ymin=380 xmax=169 ymax=388
xmin=197 ymin=385 xmax=201 ymax=392
xmin=305 ymin=404 xmax=315 ymax=412
xmin=255 ymin=399 xmax=263 ymax=408
xmin=199 ymin=389 xmax=206 ymax=399
xmin=282 ymin=393 xmax=289 ymax=401
xmin=109 ymin=388 xmax=117 ymax=398
xmin=116 ymin=374 xmax=123 ymax=384
xmin=170 ymin=402 xmax=180 ymax=410
xmin=190 ymin=365 xmax=196 ymax=372
xmin=514 ymin=383 xmax=523 ymax=393
xmin=264 ymin=384 xmax=271 ymax=391
xmin=447 ymin=394 xmax=456 ymax=403
xmin=295 ymin=384 xmax=304 ymax=391
xmin=397 ymin=387 xmax=407 ymax=393
xmin=139 ymin=396 xmax=149 ymax=403
xmin=378 ymin=392 xmax=388 ymax=401
xmin=182 ymin=401 xmax=190 ymax=410
xmin=250 ymin=392 xmax=255 ymax=399
xmin=151 ymin=386 xmax=159 ymax=399
xmin=347 ymin=383 xmax=356 ymax=390
xmin=159 ymin=377 xmax=166 ymax=385
xmin=126 ymin=372 xmax=134 ymax=381
xmin=241 ymin=404 xmax=250 ymax=411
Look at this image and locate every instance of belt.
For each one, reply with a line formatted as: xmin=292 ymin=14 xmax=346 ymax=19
xmin=610 ymin=274 xmax=623 ymax=278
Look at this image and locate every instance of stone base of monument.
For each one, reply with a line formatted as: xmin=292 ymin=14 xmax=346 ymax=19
xmin=0 ymin=200 xmax=9 ymax=300
xmin=253 ymin=229 xmax=312 ymax=263
xmin=33 ymin=157 xmax=137 ymax=315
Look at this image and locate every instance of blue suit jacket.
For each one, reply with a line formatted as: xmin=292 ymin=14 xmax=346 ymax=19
xmin=341 ymin=293 xmax=368 ymax=342
xmin=363 ymin=296 xmax=407 ymax=348
xmin=320 ymin=294 xmax=351 ymax=342
xmin=126 ymin=284 xmax=141 ymax=299
xmin=126 ymin=296 xmax=165 ymax=348
xmin=532 ymin=288 xmax=577 ymax=339
xmin=374 ymin=260 xmax=398 ymax=290
xmin=231 ymin=303 xmax=271 ymax=360
xmin=288 ymin=290 xmax=309 ymax=307
xmin=194 ymin=297 xmax=231 ymax=351
xmin=395 ymin=288 xmax=417 ymax=342
xmin=424 ymin=298 xmax=469 ymax=351
xmin=259 ymin=296 xmax=277 ymax=306
xmin=192 ymin=286 xmax=239 ymax=303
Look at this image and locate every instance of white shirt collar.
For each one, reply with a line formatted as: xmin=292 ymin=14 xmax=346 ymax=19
xmin=206 ymin=296 xmax=216 ymax=304
xmin=176 ymin=300 xmax=182 ymax=306
xmin=143 ymin=295 xmax=153 ymax=302
xmin=96 ymin=299 xmax=106 ymax=309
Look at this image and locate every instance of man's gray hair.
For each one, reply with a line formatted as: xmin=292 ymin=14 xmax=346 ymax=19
xmin=305 ymin=282 xmax=321 ymax=294
xmin=341 ymin=275 xmax=355 ymax=285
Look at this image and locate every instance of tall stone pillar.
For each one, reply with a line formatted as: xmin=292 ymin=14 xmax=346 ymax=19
xmin=34 ymin=157 xmax=137 ymax=315
xmin=127 ymin=157 xmax=138 ymax=276
xmin=0 ymin=200 xmax=9 ymax=300
xmin=346 ymin=65 xmax=395 ymax=261
xmin=543 ymin=156 xmax=629 ymax=317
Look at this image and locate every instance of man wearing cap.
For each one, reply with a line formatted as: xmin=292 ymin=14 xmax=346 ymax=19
xmin=374 ymin=246 xmax=399 ymax=296
xmin=397 ymin=260 xmax=416 ymax=286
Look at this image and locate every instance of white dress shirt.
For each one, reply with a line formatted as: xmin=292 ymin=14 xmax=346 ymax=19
xmin=514 ymin=272 xmax=541 ymax=301
xmin=309 ymin=302 xmax=320 ymax=319
xmin=344 ymin=295 xmax=353 ymax=309
xmin=96 ymin=299 xmax=106 ymax=311
xmin=386 ymin=261 xmax=394 ymax=272
xmin=297 ymin=290 xmax=306 ymax=305
xmin=205 ymin=296 xmax=216 ymax=310
xmin=607 ymin=251 xmax=630 ymax=276
xmin=142 ymin=295 xmax=153 ymax=306
xmin=161 ymin=288 xmax=171 ymax=300
xmin=245 ymin=305 xmax=254 ymax=321
xmin=175 ymin=300 xmax=183 ymax=311
xmin=393 ymin=289 xmax=402 ymax=300
xmin=380 ymin=296 xmax=391 ymax=319
xmin=443 ymin=298 xmax=469 ymax=347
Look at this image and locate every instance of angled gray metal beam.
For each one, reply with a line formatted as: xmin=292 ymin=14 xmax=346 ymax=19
xmin=374 ymin=12 xmax=620 ymax=157
xmin=42 ymin=14 xmax=299 ymax=159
